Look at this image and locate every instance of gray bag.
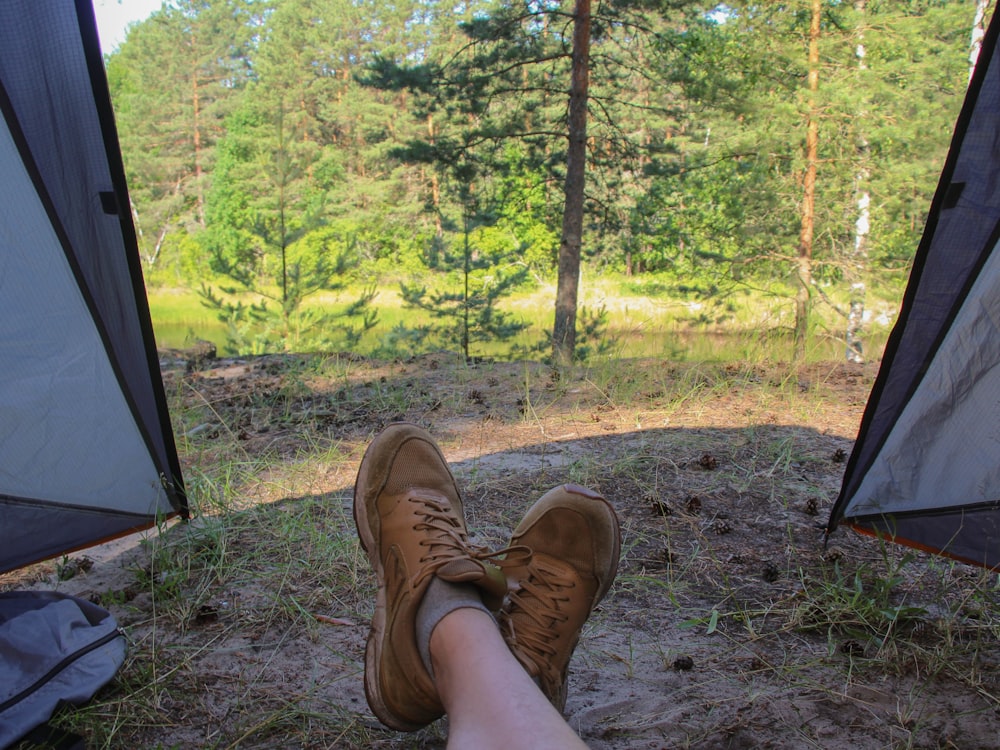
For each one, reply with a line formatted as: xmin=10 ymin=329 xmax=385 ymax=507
xmin=0 ymin=591 xmax=126 ymax=749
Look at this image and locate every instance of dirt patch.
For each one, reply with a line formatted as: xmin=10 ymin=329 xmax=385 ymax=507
xmin=6 ymin=353 xmax=999 ymax=749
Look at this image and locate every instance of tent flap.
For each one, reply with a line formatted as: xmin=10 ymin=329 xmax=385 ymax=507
xmin=828 ymin=6 xmax=1000 ymax=570
xmin=0 ymin=0 xmax=185 ymax=575
xmin=846 ymin=504 xmax=1000 ymax=570
xmin=0 ymin=498 xmax=161 ymax=574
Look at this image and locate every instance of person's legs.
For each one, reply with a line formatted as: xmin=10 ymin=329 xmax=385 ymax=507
xmin=354 ymin=423 xmax=509 ymax=730
xmin=354 ymin=424 xmax=619 ymax=746
xmin=427 ymin=483 xmax=620 ymax=748
xmin=429 ymin=607 xmax=589 ymax=750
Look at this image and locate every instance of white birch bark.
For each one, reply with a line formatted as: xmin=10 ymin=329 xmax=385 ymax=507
xmin=970 ymin=0 xmax=992 ymax=81
xmin=846 ymin=0 xmax=869 ymax=364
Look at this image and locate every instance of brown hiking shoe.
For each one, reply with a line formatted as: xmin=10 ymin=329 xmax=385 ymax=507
xmin=499 ymin=483 xmax=621 ymax=712
xmin=354 ymin=423 xmax=509 ymax=731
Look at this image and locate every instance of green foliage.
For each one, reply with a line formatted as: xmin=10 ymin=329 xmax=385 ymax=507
xmin=635 ymin=154 xmax=793 ymax=283
xmin=492 ymin=149 xmax=561 ymax=273
xmin=392 ymin=222 xmax=533 ymax=361
xmin=108 ymin=0 xmax=258 ymax=278
xmin=792 ymin=555 xmax=929 ymax=649
xmin=571 ymin=305 xmax=617 ymax=363
xmin=633 ymin=0 xmax=971 ymax=346
xmin=198 ymin=99 xmax=378 ymax=353
xmin=357 ymin=60 xmax=557 ymax=359
xmin=357 ymin=223 xmax=437 ymax=277
xmin=109 ymin=0 xmax=978 ymax=357
xmin=200 ymin=282 xmax=377 ymax=355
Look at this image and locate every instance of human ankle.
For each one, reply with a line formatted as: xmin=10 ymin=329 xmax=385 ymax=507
xmin=416 ymin=576 xmax=495 ymax=676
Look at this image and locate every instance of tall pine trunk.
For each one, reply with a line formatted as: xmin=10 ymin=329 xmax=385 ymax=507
xmin=189 ymin=34 xmax=206 ymax=228
xmin=552 ymin=0 xmax=592 ymax=365
xmin=794 ymin=0 xmax=821 ymax=362
xmin=190 ymin=71 xmax=206 ymax=227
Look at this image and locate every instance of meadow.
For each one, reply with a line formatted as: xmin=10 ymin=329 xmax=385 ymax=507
xmin=146 ymin=275 xmax=899 ymax=364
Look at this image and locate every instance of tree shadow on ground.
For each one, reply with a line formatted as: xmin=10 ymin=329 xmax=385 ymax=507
xmin=7 ymin=354 xmax=1000 ymax=749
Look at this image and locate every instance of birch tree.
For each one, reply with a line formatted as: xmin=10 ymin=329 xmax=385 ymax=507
xmin=846 ymin=0 xmax=869 ymax=364
xmin=970 ymin=0 xmax=993 ymax=80
xmin=794 ymin=0 xmax=822 ymax=362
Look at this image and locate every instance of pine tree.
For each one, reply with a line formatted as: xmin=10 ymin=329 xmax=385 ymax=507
xmin=363 ymin=0 xmax=700 ymax=361
xmin=198 ymin=5 xmax=380 ymax=354
xmin=106 ymin=0 xmax=256 ymax=276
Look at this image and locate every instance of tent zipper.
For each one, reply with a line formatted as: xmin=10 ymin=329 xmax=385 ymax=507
xmin=0 ymin=627 xmax=125 ymax=713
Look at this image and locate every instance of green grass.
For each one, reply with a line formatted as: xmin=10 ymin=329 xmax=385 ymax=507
xmin=148 ymin=274 xmax=897 ymax=363
xmin=147 ymin=288 xmax=225 ymax=350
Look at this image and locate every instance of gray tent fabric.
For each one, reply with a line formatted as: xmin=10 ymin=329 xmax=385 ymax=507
xmin=0 ymin=0 xmax=186 ymax=574
xmin=827 ymin=8 xmax=1000 ymax=569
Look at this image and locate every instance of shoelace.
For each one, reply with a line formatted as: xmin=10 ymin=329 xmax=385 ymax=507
xmin=411 ymin=494 xmax=475 ymax=580
xmin=504 ymin=556 xmax=577 ymax=666
xmin=409 ymin=494 xmax=530 ymax=604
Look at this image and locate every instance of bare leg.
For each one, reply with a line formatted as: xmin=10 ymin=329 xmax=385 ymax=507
xmin=430 ymin=608 xmax=589 ymax=750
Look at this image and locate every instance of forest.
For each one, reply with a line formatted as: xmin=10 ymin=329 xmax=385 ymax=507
xmin=107 ymin=0 xmax=985 ymax=362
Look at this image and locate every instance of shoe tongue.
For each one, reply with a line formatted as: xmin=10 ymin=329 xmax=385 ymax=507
xmin=436 ymin=558 xmax=508 ymax=611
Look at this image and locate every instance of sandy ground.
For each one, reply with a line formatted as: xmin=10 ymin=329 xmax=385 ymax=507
xmin=6 ymin=354 xmax=1000 ymax=749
